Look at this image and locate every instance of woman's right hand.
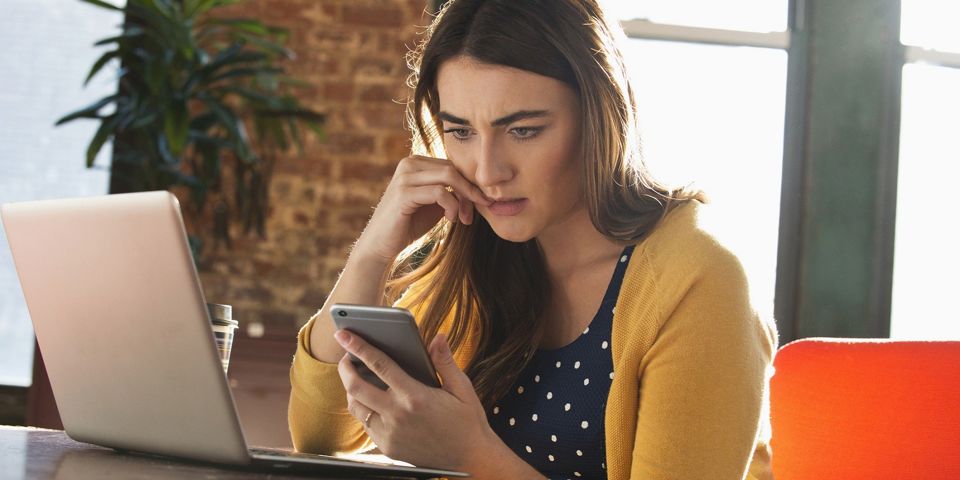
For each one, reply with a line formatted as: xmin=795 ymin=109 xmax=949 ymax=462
xmin=352 ymin=155 xmax=493 ymax=264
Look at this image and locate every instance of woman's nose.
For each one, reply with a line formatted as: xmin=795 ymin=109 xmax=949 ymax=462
xmin=473 ymin=138 xmax=514 ymax=188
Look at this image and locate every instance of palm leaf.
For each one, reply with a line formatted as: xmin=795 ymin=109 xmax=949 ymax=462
xmin=55 ymin=95 xmax=118 ymax=125
xmin=77 ymin=0 xmax=122 ymax=11
xmin=83 ymin=50 xmax=120 ymax=85
xmin=86 ymin=115 xmax=118 ymax=167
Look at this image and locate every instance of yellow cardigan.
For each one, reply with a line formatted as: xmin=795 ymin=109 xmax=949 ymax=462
xmin=288 ymin=201 xmax=778 ymax=479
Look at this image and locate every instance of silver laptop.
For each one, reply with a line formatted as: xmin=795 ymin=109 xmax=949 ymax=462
xmin=0 ymin=191 xmax=467 ymax=478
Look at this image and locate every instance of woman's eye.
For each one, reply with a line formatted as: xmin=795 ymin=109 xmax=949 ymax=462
xmin=443 ymin=128 xmax=471 ymax=141
xmin=510 ymin=126 xmax=542 ymax=141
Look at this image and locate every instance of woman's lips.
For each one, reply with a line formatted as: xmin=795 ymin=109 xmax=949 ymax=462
xmin=487 ymin=198 xmax=528 ymax=216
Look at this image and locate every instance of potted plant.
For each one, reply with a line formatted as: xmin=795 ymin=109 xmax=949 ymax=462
xmin=56 ymin=0 xmax=323 ymax=261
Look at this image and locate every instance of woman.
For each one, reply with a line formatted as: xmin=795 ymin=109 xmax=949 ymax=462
xmin=289 ymin=0 xmax=778 ymax=478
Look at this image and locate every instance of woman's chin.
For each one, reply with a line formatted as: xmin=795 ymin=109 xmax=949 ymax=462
xmin=485 ymin=220 xmax=536 ymax=243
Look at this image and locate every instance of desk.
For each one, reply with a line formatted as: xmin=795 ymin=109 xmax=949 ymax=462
xmin=0 ymin=426 xmax=418 ymax=479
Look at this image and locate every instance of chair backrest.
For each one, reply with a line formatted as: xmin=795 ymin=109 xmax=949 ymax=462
xmin=770 ymin=338 xmax=960 ymax=480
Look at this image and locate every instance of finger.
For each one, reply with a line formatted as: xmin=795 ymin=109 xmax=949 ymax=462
xmin=456 ymin=192 xmax=470 ymax=224
xmin=345 ymin=395 xmax=375 ymax=429
xmin=335 ymin=330 xmax=419 ymax=394
xmin=402 ymin=163 xmax=492 ymax=206
xmin=405 ymin=185 xmax=460 ymax=223
xmin=338 ymin=351 xmax=392 ymax=412
xmin=428 ymin=333 xmax=475 ymax=399
xmin=464 ymin=197 xmax=475 ymax=224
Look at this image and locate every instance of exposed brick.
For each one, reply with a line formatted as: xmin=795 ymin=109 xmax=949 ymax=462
xmin=359 ymin=84 xmax=401 ymax=103
xmin=341 ymin=159 xmax=397 ymax=182
xmin=258 ymin=309 xmax=299 ymax=330
xmin=193 ymin=0 xmax=421 ymax=340
xmin=235 ymin=285 xmax=275 ymax=304
xmin=323 ymin=132 xmax=376 ymax=155
xmin=314 ymin=235 xmax=359 ymax=256
xmin=292 ymin=211 xmax=310 ymax=226
xmin=353 ymin=57 xmax=401 ymax=77
xmin=337 ymin=207 xmax=377 ymax=233
xmin=350 ymin=105 xmax=407 ymax=130
xmin=323 ymin=81 xmax=355 ymax=102
xmin=312 ymin=27 xmax=357 ymax=50
xmin=298 ymin=288 xmax=329 ymax=309
xmin=343 ymin=5 xmax=405 ymax=29
xmin=383 ymin=133 xmax=413 ymax=159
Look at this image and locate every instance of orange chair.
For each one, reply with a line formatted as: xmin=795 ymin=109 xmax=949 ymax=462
xmin=770 ymin=338 xmax=960 ymax=479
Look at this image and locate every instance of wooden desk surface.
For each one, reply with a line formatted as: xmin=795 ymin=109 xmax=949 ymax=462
xmin=0 ymin=426 xmax=417 ymax=479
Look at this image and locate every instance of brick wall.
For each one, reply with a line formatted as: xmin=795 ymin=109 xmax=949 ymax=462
xmin=193 ymin=0 xmax=430 ymax=339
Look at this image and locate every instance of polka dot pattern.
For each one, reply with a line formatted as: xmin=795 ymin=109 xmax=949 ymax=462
xmin=486 ymin=245 xmax=635 ymax=479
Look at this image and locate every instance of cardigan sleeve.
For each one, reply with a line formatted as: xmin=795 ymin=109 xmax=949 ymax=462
xmin=287 ymin=311 xmax=373 ymax=454
xmin=630 ymin=253 xmax=777 ymax=479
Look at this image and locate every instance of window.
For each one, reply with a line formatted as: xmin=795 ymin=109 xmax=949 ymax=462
xmin=0 ymin=0 xmax=119 ymax=386
xmin=605 ymin=0 xmax=787 ymax=33
xmin=889 ymin=3 xmax=960 ymax=340
xmin=606 ymin=1 xmax=790 ymax=320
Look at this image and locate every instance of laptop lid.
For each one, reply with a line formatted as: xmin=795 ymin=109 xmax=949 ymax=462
xmin=1 ymin=191 xmax=251 ymax=465
xmin=3 ymin=191 xmax=470 ymax=478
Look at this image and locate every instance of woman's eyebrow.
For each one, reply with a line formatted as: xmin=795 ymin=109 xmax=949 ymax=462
xmin=437 ymin=109 xmax=552 ymax=127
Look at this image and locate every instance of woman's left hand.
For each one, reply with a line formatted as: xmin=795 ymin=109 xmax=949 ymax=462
xmin=334 ymin=329 xmax=494 ymax=471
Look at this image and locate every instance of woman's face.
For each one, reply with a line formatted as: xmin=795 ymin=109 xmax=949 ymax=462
xmin=436 ymin=56 xmax=583 ymax=243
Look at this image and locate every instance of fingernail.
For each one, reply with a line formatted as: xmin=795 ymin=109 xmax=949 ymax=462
xmin=438 ymin=335 xmax=451 ymax=356
xmin=334 ymin=330 xmax=351 ymax=346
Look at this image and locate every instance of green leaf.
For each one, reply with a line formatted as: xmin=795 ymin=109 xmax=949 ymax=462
xmin=184 ymin=0 xmax=219 ymax=17
xmin=189 ymin=130 xmax=229 ymax=148
xmin=77 ymin=0 xmax=122 ymax=11
xmin=93 ymin=27 xmax=146 ymax=47
xmin=86 ymin=116 xmax=117 ymax=167
xmin=211 ymin=0 xmax=243 ymax=7
xmin=189 ymin=112 xmax=219 ymax=131
xmin=287 ymin=118 xmax=303 ymax=153
xmin=150 ymin=0 xmax=177 ymax=19
xmin=126 ymin=3 xmax=181 ymax=48
xmin=215 ymin=85 xmax=280 ymax=106
xmin=201 ymin=50 xmax=268 ymax=77
xmin=236 ymin=34 xmax=292 ymax=58
xmin=187 ymin=44 xmax=267 ymax=89
xmin=55 ymin=95 xmax=118 ymax=126
xmin=128 ymin=112 xmax=159 ymax=130
xmin=210 ymin=66 xmax=282 ymax=84
xmin=276 ymin=76 xmax=314 ymax=88
xmin=209 ymin=18 xmax=269 ymax=36
xmin=305 ymin=119 xmax=325 ymax=140
xmin=164 ymin=98 xmax=189 ymax=156
xmin=202 ymin=96 xmax=254 ymax=162
xmin=156 ymin=132 xmax=177 ymax=165
xmin=84 ymin=50 xmax=119 ymax=86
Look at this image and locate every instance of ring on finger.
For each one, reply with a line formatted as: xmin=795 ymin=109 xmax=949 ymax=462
xmin=444 ymin=185 xmax=454 ymax=193
xmin=363 ymin=411 xmax=374 ymax=427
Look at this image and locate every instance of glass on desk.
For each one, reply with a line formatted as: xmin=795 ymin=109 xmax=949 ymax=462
xmin=207 ymin=303 xmax=239 ymax=373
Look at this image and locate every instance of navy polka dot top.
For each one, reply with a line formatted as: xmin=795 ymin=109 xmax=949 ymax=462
xmin=486 ymin=245 xmax=635 ymax=480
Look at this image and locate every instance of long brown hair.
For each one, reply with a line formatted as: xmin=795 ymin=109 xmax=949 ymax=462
xmin=386 ymin=0 xmax=703 ymax=408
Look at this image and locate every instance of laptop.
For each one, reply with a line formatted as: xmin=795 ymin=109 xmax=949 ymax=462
xmin=0 ymin=191 xmax=468 ymax=479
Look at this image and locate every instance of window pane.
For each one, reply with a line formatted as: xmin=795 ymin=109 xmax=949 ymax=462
xmin=602 ymin=0 xmax=788 ymax=33
xmin=889 ymin=64 xmax=960 ymax=340
xmin=622 ymin=39 xmax=788 ymax=320
xmin=901 ymin=1 xmax=960 ymax=53
xmin=0 ymin=0 xmax=117 ymax=386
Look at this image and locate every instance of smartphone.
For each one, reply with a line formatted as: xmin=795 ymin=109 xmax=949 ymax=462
xmin=330 ymin=303 xmax=441 ymax=390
